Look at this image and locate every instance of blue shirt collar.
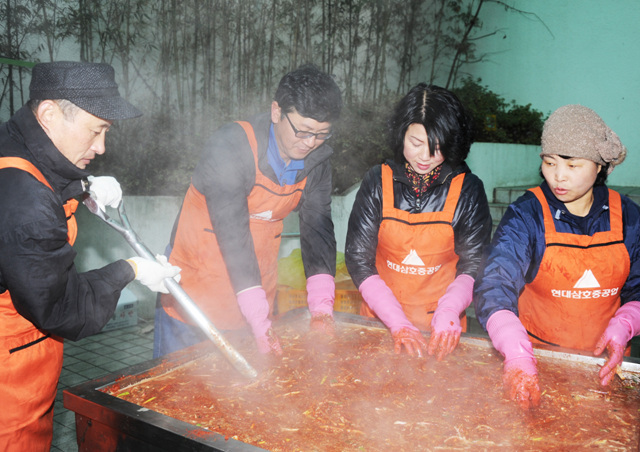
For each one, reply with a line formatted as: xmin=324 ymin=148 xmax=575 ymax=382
xmin=267 ymin=124 xmax=304 ymax=186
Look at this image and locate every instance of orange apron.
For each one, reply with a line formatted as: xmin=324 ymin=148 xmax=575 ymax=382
xmin=360 ymin=164 xmax=467 ymax=331
xmin=163 ymin=121 xmax=307 ymax=329
xmin=0 ymin=157 xmax=78 ymax=452
xmin=519 ymin=187 xmax=630 ymax=351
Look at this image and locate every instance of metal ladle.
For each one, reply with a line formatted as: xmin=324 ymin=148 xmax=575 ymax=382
xmin=83 ymin=194 xmax=258 ymax=379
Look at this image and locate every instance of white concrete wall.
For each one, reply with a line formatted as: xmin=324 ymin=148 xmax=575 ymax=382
xmin=466 ymin=142 xmax=542 ymax=201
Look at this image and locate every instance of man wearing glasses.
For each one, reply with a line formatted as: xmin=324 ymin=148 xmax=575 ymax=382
xmin=154 ymin=65 xmax=343 ymax=356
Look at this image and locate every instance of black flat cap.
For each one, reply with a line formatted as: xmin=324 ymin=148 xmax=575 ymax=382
xmin=29 ymin=61 xmax=142 ymax=120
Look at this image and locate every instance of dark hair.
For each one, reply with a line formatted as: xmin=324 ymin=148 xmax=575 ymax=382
xmin=595 ymin=165 xmax=609 ymax=185
xmin=539 ymin=155 xmax=609 ymax=185
xmin=274 ymin=64 xmax=343 ymax=123
xmin=388 ymin=83 xmax=473 ymax=168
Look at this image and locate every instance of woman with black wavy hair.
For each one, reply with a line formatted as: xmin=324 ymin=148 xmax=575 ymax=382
xmin=345 ymin=83 xmax=492 ymax=360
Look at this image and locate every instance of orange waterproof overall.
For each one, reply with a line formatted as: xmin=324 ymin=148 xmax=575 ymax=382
xmin=519 ymin=187 xmax=630 ymax=351
xmin=361 ymin=164 xmax=467 ymax=331
xmin=163 ymin=122 xmax=307 ymax=329
xmin=0 ymin=157 xmax=78 ymax=452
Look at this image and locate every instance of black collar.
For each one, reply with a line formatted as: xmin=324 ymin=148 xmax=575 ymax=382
xmin=10 ymin=106 xmax=89 ymax=199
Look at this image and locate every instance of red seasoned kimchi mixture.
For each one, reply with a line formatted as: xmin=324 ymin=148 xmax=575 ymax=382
xmin=103 ymin=321 xmax=640 ymax=451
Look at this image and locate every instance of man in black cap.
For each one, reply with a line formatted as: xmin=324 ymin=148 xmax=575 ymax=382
xmin=0 ymin=61 xmax=180 ymax=451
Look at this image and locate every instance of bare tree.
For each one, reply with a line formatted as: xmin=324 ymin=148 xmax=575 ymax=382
xmin=0 ymin=0 xmax=42 ymax=115
xmin=0 ymin=0 xmax=548 ymax=194
xmin=32 ymin=0 xmax=64 ymax=61
xmin=393 ymin=0 xmax=422 ymax=93
xmin=445 ymin=0 xmax=484 ymax=89
xmin=428 ymin=0 xmax=448 ymax=84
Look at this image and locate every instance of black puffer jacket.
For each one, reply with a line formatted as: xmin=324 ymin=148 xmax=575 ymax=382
xmin=0 ymin=106 xmax=134 ymax=341
xmin=345 ymin=159 xmax=492 ymax=288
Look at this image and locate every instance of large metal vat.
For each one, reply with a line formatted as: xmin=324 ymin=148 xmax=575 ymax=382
xmin=64 ymin=311 xmax=640 ymax=451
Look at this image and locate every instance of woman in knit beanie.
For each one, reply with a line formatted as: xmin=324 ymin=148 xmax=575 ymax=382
xmin=474 ymin=104 xmax=640 ymax=411
xmin=541 ymin=104 xmax=626 ymax=177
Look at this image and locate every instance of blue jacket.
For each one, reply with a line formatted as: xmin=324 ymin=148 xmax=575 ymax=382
xmin=474 ymin=181 xmax=640 ymax=329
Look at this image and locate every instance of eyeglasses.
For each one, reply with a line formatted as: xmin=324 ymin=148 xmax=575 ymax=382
xmin=284 ymin=113 xmax=332 ymax=140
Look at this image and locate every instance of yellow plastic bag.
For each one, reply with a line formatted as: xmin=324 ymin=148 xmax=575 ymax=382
xmin=335 ymin=252 xmax=352 ymax=283
xmin=277 ymin=249 xmax=352 ymax=290
xmin=277 ymin=248 xmax=306 ymax=290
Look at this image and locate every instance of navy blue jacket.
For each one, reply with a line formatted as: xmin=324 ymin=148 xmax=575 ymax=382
xmin=474 ymin=181 xmax=640 ymax=329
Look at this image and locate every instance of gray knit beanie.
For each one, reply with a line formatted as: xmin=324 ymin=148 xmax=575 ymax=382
xmin=540 ymin=105 xmax=626 ymax=174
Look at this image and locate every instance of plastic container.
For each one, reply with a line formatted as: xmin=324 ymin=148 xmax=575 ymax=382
xmin=275 ymin=283 xmax=362 ymax=315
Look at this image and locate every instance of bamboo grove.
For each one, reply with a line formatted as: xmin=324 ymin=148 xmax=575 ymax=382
xmin=1 ymin=0 xmax=499 ymax=194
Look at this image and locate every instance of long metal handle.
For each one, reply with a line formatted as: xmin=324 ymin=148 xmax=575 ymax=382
xmin=83 ymin=195 xmax=257 ymax=379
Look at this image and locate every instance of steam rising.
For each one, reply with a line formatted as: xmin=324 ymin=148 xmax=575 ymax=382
xmin=105 ymin=312 xmax=640 ymax=451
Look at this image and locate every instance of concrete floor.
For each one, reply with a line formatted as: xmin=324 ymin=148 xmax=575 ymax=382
xmin=51 ymin=320 xmax=155 ymax=452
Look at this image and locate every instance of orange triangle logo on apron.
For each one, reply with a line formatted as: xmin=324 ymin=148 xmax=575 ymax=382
xmin=519 ymin=187 xmax=630 ymax=350
xmin=360 ymin=164 xmax=466 ymax=331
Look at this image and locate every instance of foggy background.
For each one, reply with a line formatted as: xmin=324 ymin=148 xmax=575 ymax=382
xmin=1 ymin=0 xmax=547 ymax=196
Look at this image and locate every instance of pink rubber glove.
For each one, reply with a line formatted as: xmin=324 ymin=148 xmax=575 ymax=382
xmin=237 ymin=286 xmax=282 ymax=355
xmin=487 ymin=310 xmax=541 ymax=410
xmin=391 ymin=328 xmax=430 ymax=356
xmin=594 ymin=301 xmax=640 ymax=386
xmin=428 ymin=274 xmax=474 ymax=361
xmin=359 ymin=275 xmax=427 ymax=356
xmin=307 ymin=274 xmax=336 ymax=336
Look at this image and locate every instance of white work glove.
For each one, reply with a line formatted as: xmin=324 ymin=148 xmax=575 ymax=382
xmin=88 ymin=175 xmax=122 ymax=211
xmin=127 ymin=255 xmax=181 ymax=294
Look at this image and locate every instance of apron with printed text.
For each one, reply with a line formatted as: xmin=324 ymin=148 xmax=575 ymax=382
xmin=518 ymin=187 xmax=630 ymax=350
xmin=360 ymin=164 xmax=467 ymax=331
xmin=163 ymin=121 xmax=307 ymax=329
xmin=0 ymin=157 xmax=78 ymax=452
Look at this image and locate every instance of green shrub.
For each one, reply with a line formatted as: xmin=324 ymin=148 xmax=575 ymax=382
xmin=452 ymin=77 xmax=546 ymax=145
